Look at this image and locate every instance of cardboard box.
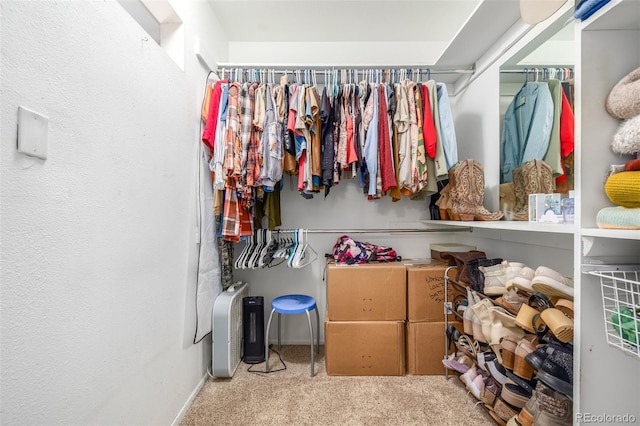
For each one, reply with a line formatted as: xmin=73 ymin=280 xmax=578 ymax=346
xmin=326 ymin=263 xmax=406 ymax=321
xmin=325 ymin=320 xmax=405 ymax=376
xmin=406 ymin=261 xmax=464 ymax=322
xmin=430 ymin=243 xmax=477 ymax=262
xmin=406 ymin=321 xmax=464 ymax=375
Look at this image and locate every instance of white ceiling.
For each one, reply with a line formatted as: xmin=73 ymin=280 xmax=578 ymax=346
xmin=207 ymin=0 xmax=525 ymax=77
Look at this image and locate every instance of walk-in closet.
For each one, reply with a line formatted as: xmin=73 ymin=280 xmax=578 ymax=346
xmin=2 ymin=0 xmax=639 ymax=425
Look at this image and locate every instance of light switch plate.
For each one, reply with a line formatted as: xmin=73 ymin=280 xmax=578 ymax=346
xmin=18 ymin=106 xmax=48 ymax=160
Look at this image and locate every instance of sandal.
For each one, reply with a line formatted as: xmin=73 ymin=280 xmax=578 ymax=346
xmin=456 ymin=334 xmax=480 ymax=360
xmin=539 ymin=308 xmax=574 ymax=343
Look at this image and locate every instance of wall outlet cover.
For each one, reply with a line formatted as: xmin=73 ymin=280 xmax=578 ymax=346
xmin=18 ymin=106 xmax=48 ymax=160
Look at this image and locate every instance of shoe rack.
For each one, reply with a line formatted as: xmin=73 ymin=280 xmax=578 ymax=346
xmin=433 ymin=0 xmax=640 ymax=421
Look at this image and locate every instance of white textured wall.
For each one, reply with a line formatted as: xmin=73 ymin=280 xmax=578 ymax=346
xmin=450 ymin=65 xmax=501 ymax=210
xmin=1 ymin=1 xmax=217 ymax=424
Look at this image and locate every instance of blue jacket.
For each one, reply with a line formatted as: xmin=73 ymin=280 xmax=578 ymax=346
xmin=501 ymin=82 xmax=554 ymax=183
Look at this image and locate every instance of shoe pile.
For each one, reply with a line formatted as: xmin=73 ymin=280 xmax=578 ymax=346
xmin=441 ymin=253 xmax=575 ymax=425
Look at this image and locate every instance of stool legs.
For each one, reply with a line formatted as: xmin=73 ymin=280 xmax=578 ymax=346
xmin=305 ymin=309 xmax=315 ymax=377
xmin=314 ymin=306 xmax=320 ymax=353
xmin=264 ymin=306 xmax=319 ymax=377
xmin=265 ymin=308 xmax=276 ymax=373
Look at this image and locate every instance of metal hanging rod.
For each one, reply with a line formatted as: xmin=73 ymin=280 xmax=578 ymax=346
xmin=274 ymin=227 xmax=472 ymax=234
xmin=216 ymin=63 xmax=475 ymax=75
xmin=500 ymin=67 xmax=573 ymax=73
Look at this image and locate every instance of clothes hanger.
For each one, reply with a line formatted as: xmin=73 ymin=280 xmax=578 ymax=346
xmin=235 ymin=233 xmax=253 ymax=270
xmin=248 ymin=229 xmax=264 ymax=269
xmin=286 ymin=229 xmax=299 ymax=267
xmin=242 ymin=231 xmax=258 ymax=269
xmin=292 ymin=229 xmax=318 ymax=268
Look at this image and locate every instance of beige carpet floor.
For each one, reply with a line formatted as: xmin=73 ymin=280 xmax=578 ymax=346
xmin=180 ymin=345 xmax=495 ymax=426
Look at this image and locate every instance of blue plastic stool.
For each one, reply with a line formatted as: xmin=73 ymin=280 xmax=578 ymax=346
xmin=265 ymin=294 xmax=320 ymax=377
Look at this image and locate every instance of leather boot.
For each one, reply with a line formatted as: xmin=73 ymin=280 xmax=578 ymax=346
xmin=440 ymin=250 xmax=487 ymax=285
xmin=512 ymin=159 xmax=554 ymax=221
xmin=451 ymin=160 xmax=504 ymax=221
xmin=435 ymin=183 xmax=451 ymax=220
xmin=466 ymin=257 xmax=503 ymax=293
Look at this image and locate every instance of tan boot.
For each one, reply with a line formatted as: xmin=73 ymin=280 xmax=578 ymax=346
xmin=435 ymin=183 xmax=451 ymax=220
xmin=451 ymin=160 xmax=504 ymax=221
xmin=512 ymin=159 xmax=554 ymax=221
xmin=469 ymin=159 xmax=504 ymax=221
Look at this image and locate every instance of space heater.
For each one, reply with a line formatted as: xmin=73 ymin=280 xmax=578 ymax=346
xmin=211 ymin=282 xmax=249 ymax=378
xmin=242 ymin=296 xmax=265 ymax=364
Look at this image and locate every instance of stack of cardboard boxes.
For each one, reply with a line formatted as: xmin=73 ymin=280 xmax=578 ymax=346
xmin=405 ymin=261 xmax=464 ymax=375
xmin=325 ymin=260 xmax=464 ymax=376
xmin=325 ymin=263 xmax=407 ymax=375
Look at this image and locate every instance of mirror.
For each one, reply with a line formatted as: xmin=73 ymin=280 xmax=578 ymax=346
xmin=499 ymin=21 xmax=575 ymax=219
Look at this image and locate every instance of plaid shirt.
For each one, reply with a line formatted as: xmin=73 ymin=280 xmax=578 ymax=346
xmin=225 ymin=83 xmax=240 ymax=177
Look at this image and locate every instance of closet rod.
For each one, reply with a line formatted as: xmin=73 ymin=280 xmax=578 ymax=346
xmin=216 ymin=63 xmax=475 ymax=75
xmin=500 ymin=68 xmax=573 ymax=73
xmin=275 ymin=227 xmax=472 ymax=234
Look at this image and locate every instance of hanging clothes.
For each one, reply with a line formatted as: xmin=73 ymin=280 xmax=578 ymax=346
xmin=500 ymin=81 xmax=554 ymax=184
xmin=435 ymin=82 xmax=459 ymax=171
xmin=201 ymin=69 xmax=462 ymax=240
xmin=542 ymin=79 xmax=565 ymax=179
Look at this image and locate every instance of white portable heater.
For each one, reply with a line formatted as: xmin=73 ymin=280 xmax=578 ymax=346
xmin=211 ymin=281 xmax=249 ymax=378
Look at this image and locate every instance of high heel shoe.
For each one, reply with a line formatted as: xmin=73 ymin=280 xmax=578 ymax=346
xmin=446 ymin=324 xmax=462 ymax=352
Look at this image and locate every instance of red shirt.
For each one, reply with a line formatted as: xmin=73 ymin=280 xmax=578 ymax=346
xmin=422 ymin=84 xmax=437 ymax=159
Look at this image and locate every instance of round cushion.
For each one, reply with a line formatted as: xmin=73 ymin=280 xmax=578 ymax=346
xmin=606 ymin=67 xmax=640 ymax=120
xmin=272 ymin=294 xmax=316 ymax=315
xmin=612 ymin=115 xmax=640 ymax=155
xmin=596 ymin=206 xmax=640 ymax=230
xmin=605 ymin=171 xmax=640 ymax=207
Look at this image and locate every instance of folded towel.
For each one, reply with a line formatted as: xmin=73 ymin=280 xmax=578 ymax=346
xmin=574 ymin=0 xmax=611 ymax=20
xmin=597 ymin=206 xmax=640 ymax=230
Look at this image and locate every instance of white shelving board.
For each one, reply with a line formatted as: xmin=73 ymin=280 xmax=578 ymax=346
xmin=581 ymin=228 xmax=640 ymax=240
xmin=423 ymin=220 xmax=575 ymax=234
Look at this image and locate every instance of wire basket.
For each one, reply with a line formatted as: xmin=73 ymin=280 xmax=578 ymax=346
xmin=589 ymin=270 xmax=640 ymax=359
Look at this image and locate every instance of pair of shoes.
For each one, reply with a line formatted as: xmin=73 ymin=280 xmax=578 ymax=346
xmin=466 ymin=257 xmax=503 ymax=294
xmin=464 ymin=288 xmax=491 ymax=341
xmin=499 ymin=333 xmax=539 ymax=379
xmin=502 ymin=382 xmax=532 ymax=409
xmin=482 ymin=261 xmax=528 ymax=296
xmin=449 ymin=159 xmax=504 ymax=221
xmin=538 ymin=305 xmax=574 ymax=343
xmin=486 ymin=359 xmax=510 ymax=385
xmin=515 ymin=303 xmax=544 ymax=334
xmin=442 ymin=351 xmax=474 ymax=374
xmin=517 ymin=381 xmax=572 ymax=426
xmin=509 ymin=159 xmax=553 ymax=221
xmin=536 ymin=343 xmax=573 ymax=399
xmin=531 ymin=266 xmax=574 ymax=300
xmin=507 ymin=267 xmax=536 ymax=294
xmin=440 ymin=250 xmax=487 ymax=285
xmin=435 ymin=183 xmax=452 ymax=220
xmin=459 ymin=365 xmax=487 ymax=400
xmin=491 ymin=396 xmax=520 ymax=424
xmin=528 ymin=298 xmax=574 ymax=343
xmin=525 ymin=340 xmax=568 ymax=371
xmin=456 ymin=334 xmax=481 ymax=360
xmin=471 ymin=298 xmax=528 ymax=350
xmin=480 ymin=376 xmax=501 ymax=407
xmin=497 ymin=288 xmax=530 ymax=313
xmin=446 ymin=324 xmax=462 ymax=353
